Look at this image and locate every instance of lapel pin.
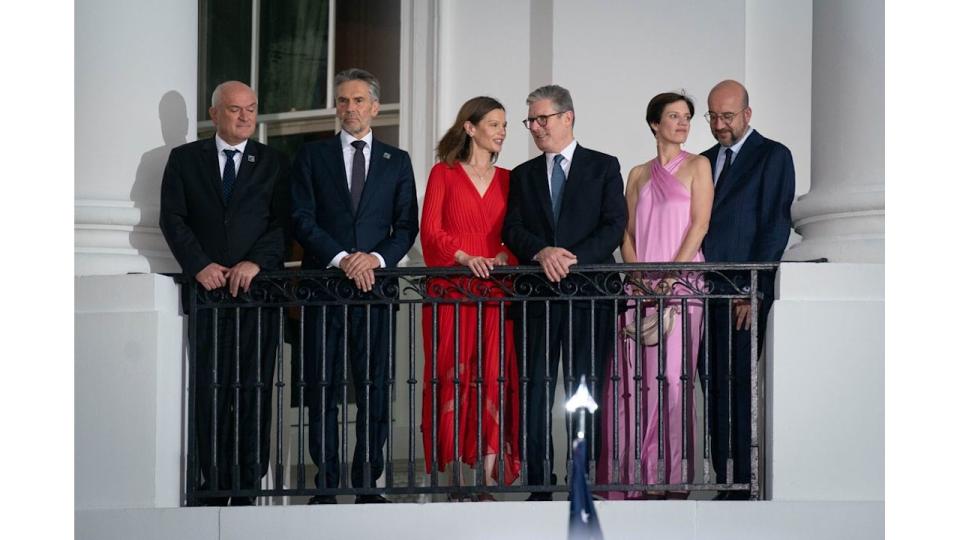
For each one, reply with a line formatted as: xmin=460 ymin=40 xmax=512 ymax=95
xmin=383 ymin=152 xmax=391 ymax=160
xmin=247 ymin=155 xmax=256 ymax=163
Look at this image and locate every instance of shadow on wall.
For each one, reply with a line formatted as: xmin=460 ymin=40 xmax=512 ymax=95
xmin=129 ymin=90 xmax=190 ymax=272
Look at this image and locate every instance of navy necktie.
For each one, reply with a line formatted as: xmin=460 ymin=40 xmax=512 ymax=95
xmin=350 ymin=140 xmax=367 ymax=211
xmin=222 ymin=148 xmax=239 ymax=202
xmin=717 ymin=147 xmax=734 ymax=186
xmin=551 ymin=154 xmax=566 ymax=221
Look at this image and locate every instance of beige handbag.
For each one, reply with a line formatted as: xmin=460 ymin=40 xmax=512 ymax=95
xmin=623 ymin=305 xmax=678 ymax=345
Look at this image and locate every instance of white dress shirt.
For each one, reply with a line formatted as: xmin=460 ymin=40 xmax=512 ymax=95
xmin=330 ymin=130 xmax=385 ymax=269
xmin=215 ymin=134 xmax=248 ymax=181
xmin=713 ymin=126 xmax=754 ymax=184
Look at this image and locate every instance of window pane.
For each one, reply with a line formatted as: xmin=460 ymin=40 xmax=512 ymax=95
xmin=335 ymin=0 xmax=400 ymax=104
xmin=258 ymin=0 xmax=331 ymax=114
xmin=268 ymin=130 xmax=334 ymax=163
xmin=198 ymin=0 xmax=252 ymax=119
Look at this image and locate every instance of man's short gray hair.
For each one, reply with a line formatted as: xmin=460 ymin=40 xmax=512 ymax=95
xmin=334 ymin=68 xmax=381 ymax=102
xmin=210 ymin=81 xmax=256 ymax=108
xmin=526 ymin=84 xmax=575 ymax=115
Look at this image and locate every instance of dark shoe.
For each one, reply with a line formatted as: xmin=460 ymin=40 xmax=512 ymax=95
xmin=308 ymin=495 xmax=337 ymax=505
xmin=526 ymin=492 xmax=553 ymax=502
xmin=196 ymin=496 xmax=229 ymax=507
xmin=725 ymin=490 xmax=751 ymax=500
xmin=355 ymin=494 xmax=390 ymax=504
xmin=229 ymin=496 xmax=255 ymax=506
xmin=665 ymin=491 xmax=689 ymax=500
xmin=476 ymin=492 xmax=497 ymax=502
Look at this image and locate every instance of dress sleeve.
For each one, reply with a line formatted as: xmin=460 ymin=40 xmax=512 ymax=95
xmin=420 ymin=163 xmax=461 ymax=266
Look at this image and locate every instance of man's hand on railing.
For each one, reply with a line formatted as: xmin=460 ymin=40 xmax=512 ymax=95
xmin=534 ymin=246 xmax=578 ymax=283
xmin=734 ymin=299 xmax=752 ymax=331
xmin=195 ymin=263 xmax=229 ymax=291
xmin=226 ymin=261 xmax=261 ymax=297
xmin=341 ymin=252 xmax=380 ymax=292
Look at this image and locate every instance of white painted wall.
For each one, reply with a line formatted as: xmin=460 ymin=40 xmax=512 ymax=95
xmin=77 ymin=500 xmax=883 ymax=540
xmin=767 ymin=263 xmax=884 ymax=501
xmin=75 ymin=274 xmax=185 ymax=509
xmin=435 ymin=0 xmax=534 ymax=173
xmin=430 ymin=0 xmax=811 ymax=207
xmin=75 ymin=0 xmax=196 ymax=275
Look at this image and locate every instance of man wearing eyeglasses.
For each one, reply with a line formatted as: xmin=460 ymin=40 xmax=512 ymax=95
xmin=503 ymin=84 xmax=627 ymax=501
xmin=699 ymin=79 xmax=795 ymax=500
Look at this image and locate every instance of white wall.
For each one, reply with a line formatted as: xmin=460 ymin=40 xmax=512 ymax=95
xmin=431 ymin=0 xmax=811 ymax=199
xmin=767 ymin=263 xmax=884 ymax=501
xmin=436 ymin=0 xmax=534 ymax=172
xmin=75 ymin=275 xmax=184 ymax=509
xmin=75 ymin=0 xmax=197 ymax=275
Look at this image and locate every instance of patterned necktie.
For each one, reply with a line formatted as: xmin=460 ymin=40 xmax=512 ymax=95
xmin=222 ymin=148 xmax=239 ymax=202
xmin=717 ymin=147 xmax=734 ymax=186
xmin=551 ymin=154 xmax=566 ymax=221
xmin=350 ymin=140 xmax=367 ymax=211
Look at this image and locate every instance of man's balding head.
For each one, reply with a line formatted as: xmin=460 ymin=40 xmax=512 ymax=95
xmin=707 ymin=80 xmax=752 ymax=146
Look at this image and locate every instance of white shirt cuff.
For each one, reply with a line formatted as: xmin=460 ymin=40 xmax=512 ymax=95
xmin=329 ymin=251 xmax=385 ymax=269
xmin=329 ymin=251 xmax=348 ymax=268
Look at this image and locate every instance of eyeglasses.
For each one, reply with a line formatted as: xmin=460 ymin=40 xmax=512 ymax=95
xmin=704 ymin=108 xmax=747 ymax=124
xmin=522 ymin=111 xmax=564 ymax=129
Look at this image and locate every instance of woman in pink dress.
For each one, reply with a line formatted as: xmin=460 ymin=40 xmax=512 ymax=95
xmin=597 ymin=92 xmax=714 ymax=499
xmin=420 ymin=96 xmax=521 ymax=500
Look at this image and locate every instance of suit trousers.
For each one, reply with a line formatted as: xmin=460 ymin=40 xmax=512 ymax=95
xmin=514 ymin=301 xmax=615 ymax=487
xmin=193 ymin=306 xmax=278 ymax=496
xmin=305 ymin=303 xmax=394 ymax=489
xmin=699 ymin=294 xmax=771 ymax=485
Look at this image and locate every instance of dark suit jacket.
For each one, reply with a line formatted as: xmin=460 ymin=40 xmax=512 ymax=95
xmin=160 ymin=137 xmax=290 ymax=278
xmin=503 ymin=143 xmax=626 ymax=265
xmin=701 ymin=129 xmax=795 ymax=265
xmin=502 ymin=143 xmax=626 ymax=312
xmin=701 ymin=129 xmax=794 ymax=305
xmin=290 ymin=133 xmax=418 ymax=270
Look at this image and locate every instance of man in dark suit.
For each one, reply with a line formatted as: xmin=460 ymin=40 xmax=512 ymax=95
xmin=502 ymin=84 xmax=627 ymax=500
xmin=160 ymin=81 xmax=290 ymax=506
xmin=699 ymin=80 xmax=795 ymax=499
xmin=291 ymin=68 xmax=418 ymax=504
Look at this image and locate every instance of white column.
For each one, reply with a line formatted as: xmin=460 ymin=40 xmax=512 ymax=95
xmin=784 ymin=0 xmax=884 ymax=263
xmin=76 ymin=0 xmax=197 ymax=276
xmin=75 ymin=0 xmax=196 ymax=510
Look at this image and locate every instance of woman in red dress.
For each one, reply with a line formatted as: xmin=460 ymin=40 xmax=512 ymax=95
xmin=420 ymin=96 xmax=521 ymax=499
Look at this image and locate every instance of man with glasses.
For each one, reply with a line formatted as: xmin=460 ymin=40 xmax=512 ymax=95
xmin=503 ymin=84 xmax=626 ymax=501
xmin=699 ymin=79 xmax=795 ymax=500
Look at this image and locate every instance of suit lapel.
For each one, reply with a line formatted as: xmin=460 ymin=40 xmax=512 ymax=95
xmin=323 ymin=134 xmax=354 ymax=217
xmin=201 ymin=138 xmax=226 ymax=207
xmin=229 ymin=140 xmax=260 ymax=207
xmin=357 ymin=138 xmax=389 ymax=216
xmin=530 ymin=154 xmax=554 ymax=230
xmin=712 ymin=130 xmax=763 ymax=209
xmin=559 ymin=145 xmax=590 ymax=224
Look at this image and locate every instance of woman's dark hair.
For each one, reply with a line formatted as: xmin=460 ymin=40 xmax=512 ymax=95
xmin=646 ymin=92 xmax=695 ymax=136
xmin=436 ymin=96 xmax=505 ymax=165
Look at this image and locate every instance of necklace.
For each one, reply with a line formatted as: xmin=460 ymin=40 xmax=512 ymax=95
xmin=465 ymin=161 xmax=494 ymax=185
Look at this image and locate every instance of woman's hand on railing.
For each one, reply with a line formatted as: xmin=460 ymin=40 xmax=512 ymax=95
xmin=455 ymin=250 xmax=497 ymax=279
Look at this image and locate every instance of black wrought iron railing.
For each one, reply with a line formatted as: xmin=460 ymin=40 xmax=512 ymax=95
xmin=177 ymin=262 xmax=778 ymax=505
